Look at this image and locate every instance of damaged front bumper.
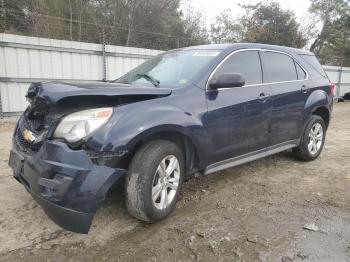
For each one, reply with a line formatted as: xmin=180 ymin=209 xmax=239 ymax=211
xmin=9 ymin=140 xmax=126 ymax=233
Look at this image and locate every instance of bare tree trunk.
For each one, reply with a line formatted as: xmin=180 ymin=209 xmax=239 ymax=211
xmin=68 ymin=0 xmax=73 ymax=40
xmin=310 ymin=21 xmax=327 ymax=54
xmin=126 ymin=1 xmax=136 ymax=47
xmin=78 ymin=11 xmax=82 ymax=41
xmin=126 ymin=20 xmax=132 ymax=46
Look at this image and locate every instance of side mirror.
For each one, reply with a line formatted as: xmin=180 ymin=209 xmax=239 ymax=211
xmin=209 ymin=73 xmax=245 ymax=89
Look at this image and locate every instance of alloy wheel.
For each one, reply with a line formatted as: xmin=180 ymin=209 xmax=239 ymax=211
xmin=151 ymin=155 xmax=180 ymax=210
xmin=308 ymin=122 xmax=324 ymax=155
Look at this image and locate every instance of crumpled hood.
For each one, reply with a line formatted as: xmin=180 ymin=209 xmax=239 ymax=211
xmin=26 ymin=81 xmax=172 ymax=105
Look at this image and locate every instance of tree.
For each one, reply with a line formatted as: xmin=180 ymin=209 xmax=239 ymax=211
xmin=178 ymin=3 xmax=210 ymax=47
xmin=92 ymin=0 xmax=208 ymax=49
xmin=309 ymin=0 xmax=350 ymax=66
xmin=242 ymin=2 xmax=306 ymax=48
xmin=210 ymin=2 xmax=307 ymax=48
xmin=1 ymin=0 xmax=209 ymax=50
xmin=210 ymin=9 xmax=244 ymax=44
xmin=0 ymin=0 xmax=29 ymax=33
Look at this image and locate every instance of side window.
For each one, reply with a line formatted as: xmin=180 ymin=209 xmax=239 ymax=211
xmin=264 ymin=52 xmax=298 ymax=82
xmin=294 ymin=61 xmax=307 ymax=80
xmin=213 ymin=51 xmax=263 ymax=85
xmin=299 ymin=54 xmax=327 ymax=78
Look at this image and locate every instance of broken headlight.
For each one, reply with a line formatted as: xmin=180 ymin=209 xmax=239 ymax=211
xmin=53 ymin=107 xmax=113 ymax=143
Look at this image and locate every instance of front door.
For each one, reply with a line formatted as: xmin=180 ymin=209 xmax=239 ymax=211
xmin=206 ymin=50 xmax=272 ymax=165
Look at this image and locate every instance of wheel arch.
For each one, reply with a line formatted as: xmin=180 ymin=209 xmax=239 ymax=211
xmin=303 ymin=89 xmax=331 ymax=129
xmin=125 ymin=127 xmax=203 ymax=175
xmin=312 ymin=106 xmax=330 ymax=129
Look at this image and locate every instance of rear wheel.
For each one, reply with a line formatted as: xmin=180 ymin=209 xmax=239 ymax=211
xmin=293 ymin=115 xmax=326 ymax=161
xmin=125 ymin=140 xmax=184 ymax=222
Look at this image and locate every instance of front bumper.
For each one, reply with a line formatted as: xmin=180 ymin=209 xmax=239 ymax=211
xmin=9 ymin=140 xmax=126 ymax=233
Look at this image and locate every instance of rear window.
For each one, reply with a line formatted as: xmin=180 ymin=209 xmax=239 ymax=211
xmin=299 ymin=55 xmax=327 ymax=78
xmin=264 ymin=52 xmax=298 ymax=82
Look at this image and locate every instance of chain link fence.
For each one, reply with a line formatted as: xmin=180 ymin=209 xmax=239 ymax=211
xmin=1 ymin=7 xmax=349 ymax=65
xmin=0 ymin=7 xmax=206 ymax=50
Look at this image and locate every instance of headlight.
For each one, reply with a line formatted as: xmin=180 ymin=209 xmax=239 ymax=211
xmin=53 ymin=107 xmax=113 ymax=143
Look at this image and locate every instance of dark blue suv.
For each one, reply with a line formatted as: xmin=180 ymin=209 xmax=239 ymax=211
xmin=9 ymin=43 xmax=333 ymax=233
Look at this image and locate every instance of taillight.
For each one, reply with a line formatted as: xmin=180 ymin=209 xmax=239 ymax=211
xmin=329 ymin=83 xmax=335 ymax=96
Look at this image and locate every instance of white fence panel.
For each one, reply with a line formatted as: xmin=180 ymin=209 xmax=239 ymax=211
xmin=0 ymin=82 xmax=29 ymax=112
xmin=323 ymin=65 xmax=350 ymax=97
xmin=0 ymin=33 xmax=162 ymax=114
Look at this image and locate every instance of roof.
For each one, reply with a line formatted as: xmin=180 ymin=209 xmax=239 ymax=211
xmin=182 ymin=43 xmax=314 ymax=55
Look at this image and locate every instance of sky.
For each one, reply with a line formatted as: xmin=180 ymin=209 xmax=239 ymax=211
xmin=189 ymin=0 xmax=312 ymax=25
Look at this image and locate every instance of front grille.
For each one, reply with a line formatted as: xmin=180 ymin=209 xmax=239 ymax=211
xmin=15 ymin=126 xmax=41 ymax=152
xmin=15 ymin=115 xmax=45 ymax=152
xmin=27 ymin=118 xmax=44 ymax=131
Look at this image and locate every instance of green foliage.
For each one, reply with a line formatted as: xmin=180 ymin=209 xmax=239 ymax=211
xmin=210 ymin=9 xmax=244 ymax=44
xmin=309 ymin=0 xmax=350 ymax=66
xmin=210 ymin=2 xmax=306 ymax=48
xmin=0 ymin=0 xmax=209 ymax=50
xmin=243 ymin=2 xmax=306 ymax=48
xmin=2 ymin=0 xmax=349 ymax=65
xmin=0 ymin=0 xmax=29 ymax=32
xmin=179 ymin=4 xmax=210 ymax=47
xmin=210 ymin=0 xmax=349 ymax=66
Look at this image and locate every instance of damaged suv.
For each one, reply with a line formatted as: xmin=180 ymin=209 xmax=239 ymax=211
xmin=9 ymin=43 xmax=333 ymax=233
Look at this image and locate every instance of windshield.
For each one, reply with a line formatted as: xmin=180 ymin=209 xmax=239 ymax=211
xmin=115 ymin=49 xmax=221 ymax=88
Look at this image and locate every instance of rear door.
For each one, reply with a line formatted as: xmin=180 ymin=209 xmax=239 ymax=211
xmin=262 ymin=51 xmax=308 ymax=146
xmin=206 ymin=50 xmax=272 ymax=164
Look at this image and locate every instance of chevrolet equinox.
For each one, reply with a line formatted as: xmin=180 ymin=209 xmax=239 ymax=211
xmin=9 ymin=43 xmax=333 ymax=233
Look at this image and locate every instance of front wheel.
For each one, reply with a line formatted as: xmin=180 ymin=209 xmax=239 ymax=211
xmin=293 ymin=115 xmax=326 ymax=161
xmin=125 ymin=140 xmax=184 ymax=222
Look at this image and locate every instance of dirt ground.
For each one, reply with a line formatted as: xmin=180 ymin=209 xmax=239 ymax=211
xmin=0 ymin=103 xmax=350 ymax=262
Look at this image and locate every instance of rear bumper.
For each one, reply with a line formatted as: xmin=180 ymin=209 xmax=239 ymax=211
xmin=9 ymin=140 xmax=126 ymax=233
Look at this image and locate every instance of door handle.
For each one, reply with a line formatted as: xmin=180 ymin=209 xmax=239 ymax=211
xmin=257 ymin=92 xmax=270 ymax=102
xmin=301 ymin=85 xmax=309 ymax=93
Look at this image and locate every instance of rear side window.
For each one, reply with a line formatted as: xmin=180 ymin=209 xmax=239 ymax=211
xmin=264 ymin=52 xmax=298 ymax=82
xmin=299 ymin=55 xmax=327 ymax=78
xmin=213 ymin=50 xmax=263 ymax=85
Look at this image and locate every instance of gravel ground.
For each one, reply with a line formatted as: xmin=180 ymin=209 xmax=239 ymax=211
xmin=0 ymin=103 xmax=350 ymax=262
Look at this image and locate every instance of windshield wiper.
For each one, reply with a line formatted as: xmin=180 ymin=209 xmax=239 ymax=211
xmin=136 ymin=73 xmax=160 ymax=87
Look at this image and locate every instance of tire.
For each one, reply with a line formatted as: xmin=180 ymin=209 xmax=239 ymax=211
xmin=125 ymin=139 xmax=184 ymax=222
xmin=293 ymin=115 xmax=326 ymax=161
xmin=343 ymin=92 xmax=350 ymax=100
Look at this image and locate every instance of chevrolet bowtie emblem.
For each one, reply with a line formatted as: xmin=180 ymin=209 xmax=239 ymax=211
xmin=22 ymin=129 xmax=35 ymax=142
